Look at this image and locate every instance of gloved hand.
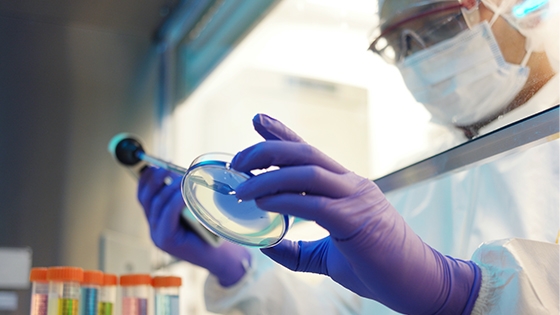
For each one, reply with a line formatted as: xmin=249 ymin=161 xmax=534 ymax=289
xmin=231 ymin=114 xmax=482 ymax=314
xmin=138 ymin=167 xmax=250 ymax=287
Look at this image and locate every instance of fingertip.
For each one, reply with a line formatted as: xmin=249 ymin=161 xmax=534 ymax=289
xmin=252 ymin=113 xmax=262 ymax=124
xmin=158 ymin=187 xmax=186 ymax=225
xmin=253 ymin=113 xmax=274 ymax=124
xmin=260 ymin=238 xmax=291 ymax=253
xmin=232 ymin=184 xmax=247 ymax=200
xmin=138 ymin=166 xmax=155 ymax=201
xmin=230 ymin=148 xmax=258 ymax=173
xmin=138 ymin=165 xmax=155 ymax=183
xmin=253 ymin=113 xmax=280 ymax=141
xmin=230 ymin=152 xmax=241 ymax=169
xmin=138 ymin=167 xmax=177 ymax=207
xmin=260 ymin=239 xmax=300 ymax=271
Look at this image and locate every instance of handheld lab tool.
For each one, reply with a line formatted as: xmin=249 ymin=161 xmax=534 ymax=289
xmin=108 ymin=133 xmax=222 ymax=248
xmin=108 ymin=133 xmax=291 ymax=248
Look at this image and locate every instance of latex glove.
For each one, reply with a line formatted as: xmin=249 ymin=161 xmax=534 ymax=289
xmin=138 ymin=167 xmax=250 ymax=287
xmin=231 ymin=114 xmax=482 ymax=314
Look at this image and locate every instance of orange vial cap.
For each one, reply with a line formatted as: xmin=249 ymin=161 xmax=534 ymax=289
xmin=152 ymin=276 xmax=182 ymax=288
xmin=47 ymin=266 xmax=84 ymax=282
xmin=119 ymin=274 xmax=152 ymax=286
xmin=30 ymin=268 xmax=48 ymax=282
xmin=102 ymin=273 xmax=118 ymax=286
xmin=82 ymin=270 xmax=103 ymax=285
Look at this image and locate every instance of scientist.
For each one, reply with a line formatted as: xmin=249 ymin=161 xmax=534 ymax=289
xmin=137 ymin=0 xmax=559 ymax=313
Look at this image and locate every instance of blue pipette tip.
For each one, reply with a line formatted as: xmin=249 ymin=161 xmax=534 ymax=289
xmin=108 ymin=133 xmax=144 ymax=166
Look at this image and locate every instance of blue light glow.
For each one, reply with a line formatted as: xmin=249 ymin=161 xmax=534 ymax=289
xmin=512 ymin=0 xmax=548 ymax=17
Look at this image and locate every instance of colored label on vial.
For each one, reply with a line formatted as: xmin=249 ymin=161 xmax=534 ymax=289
xmin=58 ymin=299 xmax=79 ymax=315
xmin=80 ymin=288 xmax=98 ymax=315
xmin=31 ymin=293 xmax=49 ymax=315
xmin=97 ymin=302 xmax=113 ymax=315
xmin=122 ymin=297 xmax=147 ymax=315
xmin=155 ymin=295 xmax=179 ymax=315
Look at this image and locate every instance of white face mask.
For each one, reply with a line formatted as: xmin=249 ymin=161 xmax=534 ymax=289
xmin=396 ymin=21 xmax=529 ymax=127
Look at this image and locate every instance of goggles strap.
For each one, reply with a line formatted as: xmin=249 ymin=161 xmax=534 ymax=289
xmin=488 ymin=0 xmax=504 ymax=26
xmin=483 ymin=0 xmax=533 ymax=67
xmin=520 ymin=47 xmax=533 ymax=67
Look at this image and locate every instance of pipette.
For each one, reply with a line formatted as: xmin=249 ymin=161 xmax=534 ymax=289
xmin=108 ymin=133 xmax=291 ymax=248
xmin=107 ymin=133 xmax=224 ymax=247
xmin=108 ymin=133 xmax=234 ymax=195
xmin=108 ymin=134 xmax=187 ymax=175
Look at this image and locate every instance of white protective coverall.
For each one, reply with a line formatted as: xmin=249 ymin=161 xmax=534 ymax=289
xmin=203 ymin=75 xmax=560 ymax=315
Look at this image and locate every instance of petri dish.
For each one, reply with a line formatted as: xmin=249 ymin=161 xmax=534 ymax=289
xmin=181 ymin=152 xmax=290 ymax=248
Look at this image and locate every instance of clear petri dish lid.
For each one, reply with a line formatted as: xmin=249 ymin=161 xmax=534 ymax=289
xmin=181 ymin=152 xmax=290 ymax=248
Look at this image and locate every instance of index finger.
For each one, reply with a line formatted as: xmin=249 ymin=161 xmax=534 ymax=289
xmin=231 ymin=141 xmax=348 ymax=174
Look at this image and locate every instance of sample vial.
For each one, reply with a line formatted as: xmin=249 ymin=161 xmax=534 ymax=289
xmin=97 ymin=274 xmax=117 ymax=315
xmin=47 ymin=267 xmax=84 ymax=315
xmin=80 ymin=270 xmax=103 ymax=315
xmin=152 ymin=276 xmax=181 ymax=315
xmin=30 ymin=267 xmax=49 ymax=315
xmin=119 ymin=274 xmax=152 ymax=315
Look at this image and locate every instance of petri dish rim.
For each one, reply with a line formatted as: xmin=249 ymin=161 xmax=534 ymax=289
xmin=180 ymin=153 xmax=290 ymax=248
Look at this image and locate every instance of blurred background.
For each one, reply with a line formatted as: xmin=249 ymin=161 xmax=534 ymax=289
xmin=0 ymin=0 xmax=474 ymax=314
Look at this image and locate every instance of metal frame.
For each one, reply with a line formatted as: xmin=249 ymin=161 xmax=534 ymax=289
xmin=375 ymin=105 xmax=560 ymax=193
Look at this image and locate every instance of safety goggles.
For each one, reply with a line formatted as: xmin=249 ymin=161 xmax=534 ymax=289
xmin=369 ymin=1 xmax=478 ymax=64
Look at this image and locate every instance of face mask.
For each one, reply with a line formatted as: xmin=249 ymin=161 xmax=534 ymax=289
xmin=396 ymin=21 xmax=529 ymax=127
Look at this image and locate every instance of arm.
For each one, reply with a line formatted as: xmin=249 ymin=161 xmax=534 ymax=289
xmin=230 ymin=113 xmax=482 ymax=314
xmin=137 ymin=140 xmax=370 ymax=315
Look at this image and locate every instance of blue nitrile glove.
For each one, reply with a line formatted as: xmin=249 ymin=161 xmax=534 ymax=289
xmin=231 ymin=114 xmax=482 ymax=314
xmin=138 ymin=167 xmax=250 ymax=287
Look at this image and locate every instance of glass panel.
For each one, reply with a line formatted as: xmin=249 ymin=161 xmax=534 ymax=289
xmin=162 ymin=0 xmax=559 ymax=179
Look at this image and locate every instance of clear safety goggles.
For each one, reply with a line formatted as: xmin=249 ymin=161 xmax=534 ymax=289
xmin=369 ymin=1 xmax=481 ymax=64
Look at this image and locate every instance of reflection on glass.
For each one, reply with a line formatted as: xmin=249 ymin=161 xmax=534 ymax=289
xmin=365 ymin=0 xmax=559 ymax=177
xmin=167 ymin=0 xmax=558 ymax=180
xmin=373 ymin=0 xmax=559 ymax=138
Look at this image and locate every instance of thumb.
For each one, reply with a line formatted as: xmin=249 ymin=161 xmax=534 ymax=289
xmin=261 ymin=237 xmax=330 ymax=276
xmin=253 ymin=113 xmax=306 ymax=143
